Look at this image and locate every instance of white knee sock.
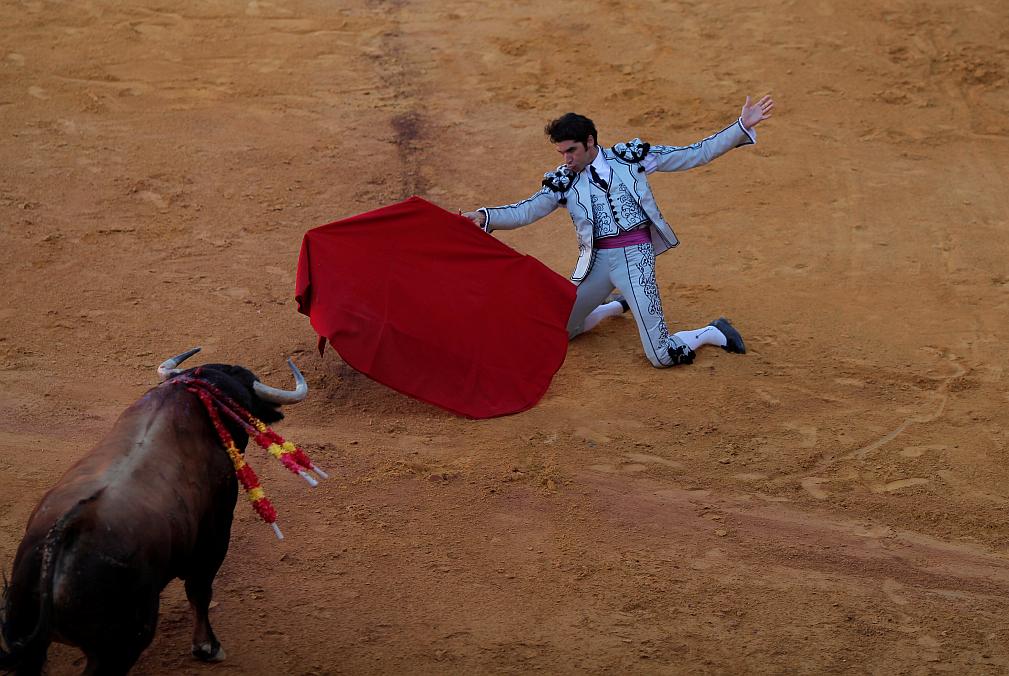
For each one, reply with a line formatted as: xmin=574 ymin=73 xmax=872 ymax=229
xmin=673 ymin=324 xmax=726 ymax=351
xmin=582 ymin=300 xmax=625 ymax=333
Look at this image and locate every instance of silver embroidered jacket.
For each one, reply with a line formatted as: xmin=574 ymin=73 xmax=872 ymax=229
xmin=479 ymin=118 xmax=755 ymax=284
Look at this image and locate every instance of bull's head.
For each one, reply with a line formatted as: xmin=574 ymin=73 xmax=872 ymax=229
xmin=157 ymin=347 xmax=308 ymax=424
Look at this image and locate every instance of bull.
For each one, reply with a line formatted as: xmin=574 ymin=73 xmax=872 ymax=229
xmin=0 ymin=348 xmax=310 ymax=675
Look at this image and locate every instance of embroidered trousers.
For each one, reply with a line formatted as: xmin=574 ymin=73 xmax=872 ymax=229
xmin=567 ymin=243 xmax=687 ymax=368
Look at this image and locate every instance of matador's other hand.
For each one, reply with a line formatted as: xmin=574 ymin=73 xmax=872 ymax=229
xmin=461 ymin=210 xmax=487 ymax=227
xmin=740 ymin=94 xmax=774 ymax=128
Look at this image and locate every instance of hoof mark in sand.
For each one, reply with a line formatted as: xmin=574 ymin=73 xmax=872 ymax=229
xmin=218 ymin=287 xmax=249 ymax=300
xmin=689 ymin=548 xmax=725 ymax=570
xmin=801 ymin=477 xmax=829 ymax=499
xmin=137 ymin=190 xmax=168 ymax=209
xmin=246 ymin=1 xmax=292 ymax=16
xmin=589 ymin=453 xmax=681 ymax=475
xmin=54 ymin=76 xmax=152 ymax=96
xmin=853 ymin=524 xmax=893 ymax=538
xmin=872 ymin=478 xmax=929 ymax=493
xmin=731 ymin=472 xmax=768 ymax=481
xmin=900 ymin=444 xmax=946 ymax=458
xmin=622 ymin=452 xmax=683 ymax=469
xmin=588 ymin=463 xmax=647 ymax=474
xmin=882 ymin=578 xmax=909 ymax=606
xmin=784 ymin=422 xmax=818 ymax=449
xmin=135 ymin=7 xmax=183 ymax=22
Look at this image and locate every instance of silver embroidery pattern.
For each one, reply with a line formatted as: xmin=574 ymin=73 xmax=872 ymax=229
xmin=592 ymin=182 xmax=648 ymax=239
xmin=613 ymin=183 xmax=649 ymax=227
xmin=632 ymin=243 xmax=668 ymax=343
xmin=591 ymin=193 xmax=616 ymax=238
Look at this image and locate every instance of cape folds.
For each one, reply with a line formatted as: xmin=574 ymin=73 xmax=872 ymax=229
xmin=295 ymin=196 xmax=576 ymax=418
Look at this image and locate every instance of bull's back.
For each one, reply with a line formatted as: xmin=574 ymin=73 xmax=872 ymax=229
xmin=31 ymin=387 xmax=224 ymax=527
xmin=16 ymin=385 xmax=233 ymax=587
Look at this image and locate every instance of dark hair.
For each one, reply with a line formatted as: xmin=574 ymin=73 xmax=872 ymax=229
xmin=545 ymin=113 xmax=598 ymax=146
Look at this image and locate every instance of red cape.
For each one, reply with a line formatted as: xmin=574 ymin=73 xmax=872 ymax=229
xmin=295 ymin=196 xmax=576 ymax=418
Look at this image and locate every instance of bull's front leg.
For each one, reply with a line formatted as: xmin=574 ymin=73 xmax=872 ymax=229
xmin=185 ymin=509 xmax=233 ymax=663
xmin=185 ymin=574 xmax=226 ymax=662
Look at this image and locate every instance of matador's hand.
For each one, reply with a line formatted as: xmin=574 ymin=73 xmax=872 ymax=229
xmin=740 ymin=94 xmax=774 ymax=128
xmin=461 ymin=210 xmax=487 ymax=227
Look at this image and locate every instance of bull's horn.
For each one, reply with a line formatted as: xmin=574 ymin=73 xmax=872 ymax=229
xmin=253 ymin=358 xmax=308 ymax=405
xmin=157 ymin=347 xmax=202 ymax=381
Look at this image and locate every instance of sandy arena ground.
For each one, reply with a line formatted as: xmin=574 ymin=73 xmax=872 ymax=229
xmin=2 ymin=0 xmax=1009 ymax=673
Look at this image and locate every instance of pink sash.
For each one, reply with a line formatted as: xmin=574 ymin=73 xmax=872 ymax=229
xmin=594 ymin=228 xmax=651 ymax=249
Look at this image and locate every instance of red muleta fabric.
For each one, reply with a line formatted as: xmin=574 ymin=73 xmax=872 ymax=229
xmin=295 ymin=196 xmax=576 ymax=418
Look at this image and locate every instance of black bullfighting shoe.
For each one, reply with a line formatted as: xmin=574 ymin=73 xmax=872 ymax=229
xmin=668 ymin=344 xmax=696 ymax=365
xmin=710 ymin=317 xmax=746 ymax=354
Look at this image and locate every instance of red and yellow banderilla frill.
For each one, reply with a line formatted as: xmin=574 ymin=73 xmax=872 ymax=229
xmin=177 ymin=374 xmax=328 ymax=540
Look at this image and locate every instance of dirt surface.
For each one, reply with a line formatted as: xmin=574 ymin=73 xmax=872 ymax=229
xmin=2 ymin=0 xmax=1009 ymax=673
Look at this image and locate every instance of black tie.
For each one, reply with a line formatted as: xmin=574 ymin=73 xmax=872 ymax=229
xmin=589 ymin=165 xmax=609 ymax=191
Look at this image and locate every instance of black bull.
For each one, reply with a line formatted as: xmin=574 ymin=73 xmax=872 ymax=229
xmin=1 ymin=349 xmax=309 ymax=675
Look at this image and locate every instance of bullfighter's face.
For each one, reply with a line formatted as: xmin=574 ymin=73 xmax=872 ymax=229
xmin=554 ymin=136 xmax=597 ymax=174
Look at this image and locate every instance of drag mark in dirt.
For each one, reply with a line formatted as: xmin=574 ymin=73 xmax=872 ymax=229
xmin=847 ymin=356 xmax=963 ymax=462
xmin=361 ymin=0 xmax=432 ymax=199
xmin=793 ymin=355 xmax=965 ymax=499
xmin=391 ymin=110 xmax=430 ymax=197
xmin=581 ymin=472 xmax=1009 ymax=602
